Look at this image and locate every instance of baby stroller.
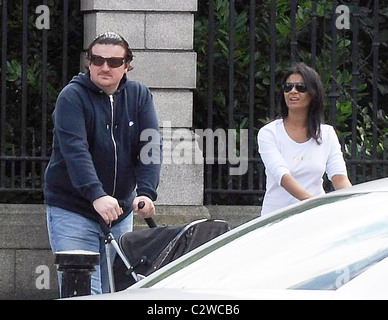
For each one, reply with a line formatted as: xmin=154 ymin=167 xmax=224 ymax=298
xmin=102 ymin=209 xmax=230 ymax=292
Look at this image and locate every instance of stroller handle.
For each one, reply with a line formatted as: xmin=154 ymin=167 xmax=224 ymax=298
xmin=99 ymin=216 xmax=112 ymax=235
xmin=138 ymin=201 xmax=157 ymax=228
xmin=116 ymin=199 xmax=157 ymax=228
xmin=145 ymin=217 xmax=157 ymax=228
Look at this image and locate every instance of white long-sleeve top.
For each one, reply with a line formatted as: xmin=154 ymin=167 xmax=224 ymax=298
xmin=257 ymin=119 xmax=348 ymax=216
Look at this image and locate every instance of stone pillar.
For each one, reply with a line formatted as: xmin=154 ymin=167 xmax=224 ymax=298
xmin=81 ymin=1 xmax=207 ymax=223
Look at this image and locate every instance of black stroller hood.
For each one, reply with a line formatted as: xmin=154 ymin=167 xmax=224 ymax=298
xmin=113 ymin=219 xmax=230 ymax=291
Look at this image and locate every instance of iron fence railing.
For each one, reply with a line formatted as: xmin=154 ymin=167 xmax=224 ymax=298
xmin=0 ymin=0 xmax=82 ymax=200
xmin=199 ymin=0 xmax=387 ymax=205
xmin=0 ymin=0 xmax=387 ymax=206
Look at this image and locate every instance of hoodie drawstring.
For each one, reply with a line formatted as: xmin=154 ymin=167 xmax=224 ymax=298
xmin=109 ymin=95 xmax=118 ymax=196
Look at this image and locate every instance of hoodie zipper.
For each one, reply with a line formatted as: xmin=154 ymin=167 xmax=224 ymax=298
xmin=109 ymin=94 xmax=118 ymax=196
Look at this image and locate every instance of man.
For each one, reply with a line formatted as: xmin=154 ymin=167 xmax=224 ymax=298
xmin=44 ymin=32 xmax=162 ymax=295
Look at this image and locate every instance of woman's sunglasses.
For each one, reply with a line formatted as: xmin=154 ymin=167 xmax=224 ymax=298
xmin=90 ymin=54 xmax=127 ymax=68
xmin=283 ymin=82 xmax=307 ymax=93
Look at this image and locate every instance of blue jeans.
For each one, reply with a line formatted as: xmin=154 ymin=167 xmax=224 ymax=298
xmin=46 ymin=205 xmax=133 ymax=296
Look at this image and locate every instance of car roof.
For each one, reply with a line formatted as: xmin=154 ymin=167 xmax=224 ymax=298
xmin=76 ymin=257 xmax=388 ymax=300
xmin=70 ymin=178 xmax=388 ymax=300
xmin=127 ymin=179 xmax=388 ymax=290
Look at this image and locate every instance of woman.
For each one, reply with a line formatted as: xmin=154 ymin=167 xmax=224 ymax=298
xmin=257 ymin=62 xmax=351 ymax=216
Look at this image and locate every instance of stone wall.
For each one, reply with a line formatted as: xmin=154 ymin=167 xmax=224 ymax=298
xmin=0 ymin=205 xmax=57 ymax=300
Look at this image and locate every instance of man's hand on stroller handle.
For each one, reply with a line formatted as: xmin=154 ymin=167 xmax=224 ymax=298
xmin=93 ymin=195 xmax=124 ymax=224
xmin=133 ymin=196 xmax=155 ymax=219
xmin=93 ymin=195 xmax=155 ymax=226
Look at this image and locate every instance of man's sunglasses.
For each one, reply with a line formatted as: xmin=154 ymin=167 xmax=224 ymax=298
xmin=283 ymin=82 xmax=307 ymax=93
xmin=90 ymin=54 xmax=127 ymax=68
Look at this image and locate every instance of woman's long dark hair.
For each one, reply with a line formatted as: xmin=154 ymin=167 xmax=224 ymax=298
xmin=279 ymin=62 xmax=325 ymax=144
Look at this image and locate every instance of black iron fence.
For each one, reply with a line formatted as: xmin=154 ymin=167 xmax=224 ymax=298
xmin=0 ymin=0 xmax=387 ymax=206
xmin=195 ymin=0 xmax=388 ymax=205
xmin=0 ymin=0 xmax=82 ymax=202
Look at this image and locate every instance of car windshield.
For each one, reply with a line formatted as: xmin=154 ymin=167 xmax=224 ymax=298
xmin=141 ymin=192 xmax=388 ymax=291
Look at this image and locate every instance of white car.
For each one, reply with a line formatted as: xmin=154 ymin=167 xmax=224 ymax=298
xmin=79 ymin=177 xmax=388 ymax=300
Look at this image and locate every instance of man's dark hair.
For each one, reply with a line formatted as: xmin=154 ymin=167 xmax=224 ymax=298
xmin=279 ymin=62 xmax=325 ymax=144
xmin=86 ymin=32 xmax=133 ymax=62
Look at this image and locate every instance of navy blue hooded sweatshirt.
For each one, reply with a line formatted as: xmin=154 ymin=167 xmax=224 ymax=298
xmin=44 ymin=72 xmax=162 ymax=224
